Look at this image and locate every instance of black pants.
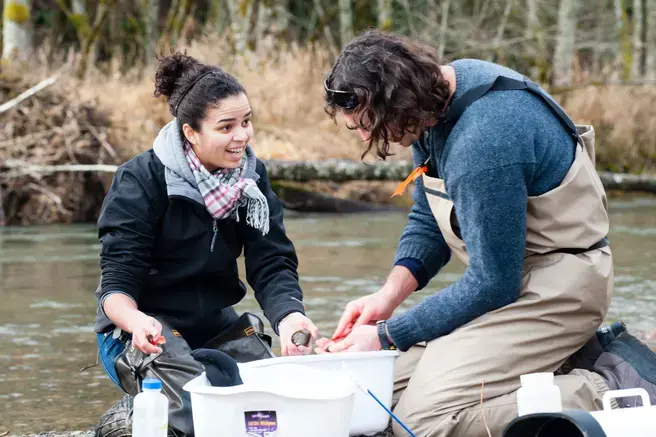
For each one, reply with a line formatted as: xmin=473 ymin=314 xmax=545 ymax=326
xmin=103 ymin=307 xmax=273 ymax=437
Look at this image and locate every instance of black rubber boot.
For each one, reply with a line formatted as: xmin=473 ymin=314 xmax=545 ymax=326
xmin=564 ymin=321 xmax=627 ymax=372
xmin=95 ymin=394 xmax=133 ymax=437
xmin=593 ymin=331 xmax=656 ymax=408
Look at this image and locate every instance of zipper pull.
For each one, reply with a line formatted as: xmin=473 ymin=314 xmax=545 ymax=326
xmin=210 ymin=220 xmax=218 ymax=252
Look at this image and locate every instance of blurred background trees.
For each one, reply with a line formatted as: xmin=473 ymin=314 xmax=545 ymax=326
xmin=0 ymin=0 xmax=653 ymax=86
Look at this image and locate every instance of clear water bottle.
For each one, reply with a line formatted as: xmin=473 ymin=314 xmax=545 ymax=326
xmin=133 ymin=378 xmax=169 ymax=437
xmin=517 ymin=372 xmax=562 ymax=417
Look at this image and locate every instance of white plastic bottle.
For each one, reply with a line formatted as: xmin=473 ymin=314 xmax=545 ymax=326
xmin=516 ymin=372 xmax=562 ymax=417
xmin=133 ymin=378 xmax=169 ymax=437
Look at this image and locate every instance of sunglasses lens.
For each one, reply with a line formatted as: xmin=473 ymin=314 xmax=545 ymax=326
xmin=324 ymin=78 xmax=358 ymax=109
xmin=333 ymin=93 xmax=357 ymax=109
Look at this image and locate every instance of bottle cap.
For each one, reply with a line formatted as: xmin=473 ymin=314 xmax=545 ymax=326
xmin=520 ymin=372 xmax=554 ymax=386
xmin=142 ymin=378 xmax=162 ymax=390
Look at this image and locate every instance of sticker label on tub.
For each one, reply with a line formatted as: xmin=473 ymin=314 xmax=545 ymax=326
xmin=245 ymin=411 xmax=278 ymax=436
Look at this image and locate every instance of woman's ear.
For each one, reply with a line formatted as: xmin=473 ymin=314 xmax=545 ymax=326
xmin=182 ymin=123 xmax=197 ymax=145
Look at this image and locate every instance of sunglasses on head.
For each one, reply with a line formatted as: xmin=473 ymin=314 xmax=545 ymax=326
xmin=324 ymin=78 xmax=359 ymax=110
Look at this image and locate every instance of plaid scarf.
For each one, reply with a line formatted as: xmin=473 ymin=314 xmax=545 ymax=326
xmin=184 ymin=141 xmax=269 ymax=235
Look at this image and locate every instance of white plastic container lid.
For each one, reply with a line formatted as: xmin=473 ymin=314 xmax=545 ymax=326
xmin=520 ymin=372 xmax=555 ymax=386
xmin=142 ymin=378 xmax=162 ymax=390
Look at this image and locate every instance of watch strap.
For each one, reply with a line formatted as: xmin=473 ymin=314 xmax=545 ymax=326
xmin=377 ymin=320 xmax=396 ymax=350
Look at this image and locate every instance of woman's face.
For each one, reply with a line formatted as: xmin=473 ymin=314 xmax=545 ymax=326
xmin=183 ymin=93 xmax=254 ymax=171
xmin=342 ymin=112 xmax=420 ymax=148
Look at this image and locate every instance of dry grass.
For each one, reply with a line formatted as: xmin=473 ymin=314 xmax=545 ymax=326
xmin=14 ymin=35 xmax=656 ymax=173
xmin=73 ymin=34 xmax=411 ymax=164
xmin=557 ymin=85 xmax=656 ymax=173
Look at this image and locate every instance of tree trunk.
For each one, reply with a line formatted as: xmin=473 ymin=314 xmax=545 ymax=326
xmin=76 ymin=0 xmax=114 ymax=78
xmin=377 ymin=0 xmax=392 ymax=30
xmin=551 ymin=0 xmax=579 ymax=87
xmin=524 ymin=0 xmax=538 ymax=39
xmin=313 ymin=0 xmax=338 ymax=54
xmin=2 ymin=0 xmax=34 ymax=62
xmin=272 ymin=0 xmax=290 ymax=40
xmin=400 ymin=0 xmax=417 ymax=37
xmin=253 ymin=0 xmax=273 ymax=50
xmin=339 ymin=0 xmax=353 ymax=46
xmin=646 ymin=0 xmax=656 ymax=80
xmin=437 ymin=0 xmax=451 ymax=60
xmin=615 ymin=0 xmax=631 ymax=79
xmin=491 ymin=0 xmax=514 ymax=61
xmin=210 ymin=0 xmax=227 ymax=37
xmin=630 ymin=0 xmax=643 ymax=79
xmin=72 ymin=0 xmax=87 ymax=15
xmin=226 ymin=0 xmax=253 ymax=52
xmin=591 ymin=5 xmax=605 ymax=79
xmin=143 ymin=0 xmax=160 ymax=60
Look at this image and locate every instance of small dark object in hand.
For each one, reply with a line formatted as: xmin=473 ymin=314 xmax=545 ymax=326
xmin=146 ymin=334 xmax=166 ymax=346
xmin=291 ymin=328 xmax=312 ymax=347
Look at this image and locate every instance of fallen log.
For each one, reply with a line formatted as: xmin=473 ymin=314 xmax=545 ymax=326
xmin=597 ymin=171 xmax=656 ymax=193
xmin=2 ymin=159 xmax=656 ymax=195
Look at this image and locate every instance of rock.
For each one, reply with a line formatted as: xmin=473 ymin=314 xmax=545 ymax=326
xmin=8 ymin=432 xmax=94 ymax=437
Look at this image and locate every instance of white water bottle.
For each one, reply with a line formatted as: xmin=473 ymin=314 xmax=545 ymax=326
xmin=517 ymin=372 xmax=562 ymax=416
xmin=133 ymin=378 xmax=169 ymax=437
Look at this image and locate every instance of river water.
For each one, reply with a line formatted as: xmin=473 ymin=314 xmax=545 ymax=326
xmin=1 ymin=195 xmax=655 ymax=433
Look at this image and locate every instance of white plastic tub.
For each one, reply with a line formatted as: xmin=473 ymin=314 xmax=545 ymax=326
xmin=238 ymin=350 xmax=400 ymax=436
xmin=183 ymin=364 xmax=356 ymax=437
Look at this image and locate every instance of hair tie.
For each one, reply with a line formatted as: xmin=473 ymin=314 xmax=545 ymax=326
xmin=174 ymin=70 xmax=217 ymax=117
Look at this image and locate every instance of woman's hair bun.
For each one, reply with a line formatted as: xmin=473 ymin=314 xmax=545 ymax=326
xmin=154 ymin=50 xmax=200 ymax=99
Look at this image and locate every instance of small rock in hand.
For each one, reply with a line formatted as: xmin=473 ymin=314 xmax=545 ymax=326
xmin=291 ymin=328 xmax=312 ymax=347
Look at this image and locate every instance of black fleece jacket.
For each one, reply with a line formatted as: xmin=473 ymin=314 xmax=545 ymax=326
xmin=93 ymin=149 xmax=305 ymax=346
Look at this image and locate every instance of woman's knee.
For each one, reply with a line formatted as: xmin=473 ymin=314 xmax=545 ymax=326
xmin=96 ymin=331 xmax=127 ymax=391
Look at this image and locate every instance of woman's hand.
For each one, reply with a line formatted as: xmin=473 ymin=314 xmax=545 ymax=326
xmin=278 ymin=312 xmax=319 ymax=356
xmin=315 ymin=325 xmax=382 ymax=353
xmin=128 ymin=313 xmax=164 ymax=355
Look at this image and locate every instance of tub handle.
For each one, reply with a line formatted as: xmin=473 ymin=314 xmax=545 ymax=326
xmin=602 ymin=388 xmax=651 ymax=410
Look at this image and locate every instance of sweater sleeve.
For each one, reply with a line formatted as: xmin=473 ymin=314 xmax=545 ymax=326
xmin=98 ymin=166 xmax=161 ymax=306
xmin=241 ymin=161 xmax=305 ymax=334
xmin=393 ymin=145 xmax=451 ymax=289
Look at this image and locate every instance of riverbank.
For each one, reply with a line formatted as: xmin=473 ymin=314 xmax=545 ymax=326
xmin=1 ymin=41 xmax=656 ymax=225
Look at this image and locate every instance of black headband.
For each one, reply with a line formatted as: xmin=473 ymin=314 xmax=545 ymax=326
xmin=175 ymin=70 xmax=217 ymax=117
xmin=324 ymin=78 xmax=358 ymax=110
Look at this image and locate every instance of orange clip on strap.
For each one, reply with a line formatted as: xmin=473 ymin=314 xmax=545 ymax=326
xmin=391 ymin=164 xmax=428 ymax=198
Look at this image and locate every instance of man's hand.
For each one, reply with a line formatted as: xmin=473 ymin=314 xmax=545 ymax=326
xmin=332 ymin=289 xmax=396 ymax=340
xmin=332 ymin=266 xmax=417 ymax=340
xmin=278 ymin=312 xmax=319 ymax=356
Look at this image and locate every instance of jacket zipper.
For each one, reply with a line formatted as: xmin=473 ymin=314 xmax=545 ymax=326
xmin=210 ymin=220 xmax=218 ymax=252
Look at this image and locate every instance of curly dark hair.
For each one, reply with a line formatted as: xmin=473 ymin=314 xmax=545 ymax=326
xmin=325 ymin=29 xmax=451 ymax=160
xmin=154 ymin=50 xmax=245 ymax=133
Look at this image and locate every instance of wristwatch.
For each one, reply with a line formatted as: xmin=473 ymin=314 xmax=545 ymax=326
xmin=376 ymin=320 xmax=396 ymax=350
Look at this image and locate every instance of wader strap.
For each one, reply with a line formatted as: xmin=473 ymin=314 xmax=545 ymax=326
xmin=444 ymin=76 xmax=579 ymax=143
xmin=440 ymin=75 xmax=610 ymax=254
xmin=544 ymin=236 xmax=610 ymax=256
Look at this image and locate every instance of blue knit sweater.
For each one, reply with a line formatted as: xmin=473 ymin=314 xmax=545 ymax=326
xmin=386 ymin=59 xmax=577 ymax=351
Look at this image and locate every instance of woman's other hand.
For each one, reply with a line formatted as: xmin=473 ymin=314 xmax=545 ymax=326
xmin=316 ymin=325 xmax=382 ymax=354
xmin=278 ymin=312 xmax=319 ymax=356
xmin=128 ymin=313 xmax=164 ymax=355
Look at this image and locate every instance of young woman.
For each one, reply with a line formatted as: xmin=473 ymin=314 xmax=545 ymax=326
xmin=93 ymin=51 xmax=317 ymax=436
xmin=319 ymin=30 xmax=656 ymax=437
